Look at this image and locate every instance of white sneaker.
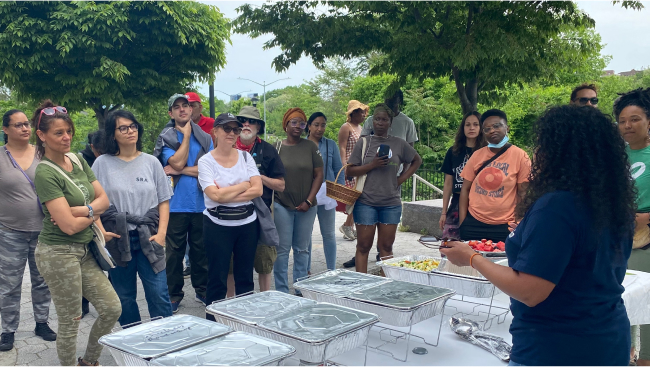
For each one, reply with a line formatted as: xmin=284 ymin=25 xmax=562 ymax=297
xmin=340 ymin=226 xmax=356 ymax=241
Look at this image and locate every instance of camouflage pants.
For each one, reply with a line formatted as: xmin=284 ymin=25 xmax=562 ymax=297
xmin=0 ymin=222 xmax=51 ymax=333
xmin=35 ymin=241 xmax=121 ymax=366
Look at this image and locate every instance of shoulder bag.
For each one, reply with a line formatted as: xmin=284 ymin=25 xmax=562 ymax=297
xmin=39 ymin=153 xmax=115 ymax=271
xmin=243 ymin=152 xmax=280 ymax=247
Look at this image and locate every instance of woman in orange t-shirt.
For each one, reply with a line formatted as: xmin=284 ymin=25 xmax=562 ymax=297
xmin=458 ymin=109 xmax=531 ymax=242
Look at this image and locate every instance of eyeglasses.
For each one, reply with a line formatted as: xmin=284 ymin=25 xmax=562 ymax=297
xmin=483 ymin=122 xmax=506 ymax=133
xmin=289 ymin=119 xmax=307 ymax=129
xmin=11 ymin=122 xmax=31 ymax=129
xmin=36 ymin=106 xmax=67 ymax=130
xmin=577 ymin=97 xmax=598 ymax=106
xmin=116 ymin=123 xmax=138 ymax=134
xmin=237 ymin=117 xmax=259 ymax=125
xmin=220 ymin=125 xmax=242 ymax=135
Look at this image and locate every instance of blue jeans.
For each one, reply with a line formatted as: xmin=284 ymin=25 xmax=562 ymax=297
xmin=109 ymin=233 xmax=173 ymax=326
xmin=273 ymin=203 xmax=317 ymax=294
xmin=308 ymin=205 xmax=337 ymax=271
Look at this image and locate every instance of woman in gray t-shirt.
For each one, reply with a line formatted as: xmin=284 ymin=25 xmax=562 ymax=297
xmin=346 ymin=104 xmax=422 ymax=273
xmin=93 ymin=110 xmax=173 ymax=326
xmin=0 ymin=109 xmax=56 ymax=350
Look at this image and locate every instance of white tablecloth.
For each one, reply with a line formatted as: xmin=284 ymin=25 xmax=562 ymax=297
xmin=623 ymin=270 xmax=650 ymax=326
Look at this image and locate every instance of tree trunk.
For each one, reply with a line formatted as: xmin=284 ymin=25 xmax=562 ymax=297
xmin=94 ymin=106 xmax=106 ymax=130
xmin=451 ymin=66 xmax=479 ymax=115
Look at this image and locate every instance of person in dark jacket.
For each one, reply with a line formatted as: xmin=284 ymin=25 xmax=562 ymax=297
xmin=78 ymin=130 xmax=105 ymax=168
xmin=93 ymin=109 xmax=174 ymax=325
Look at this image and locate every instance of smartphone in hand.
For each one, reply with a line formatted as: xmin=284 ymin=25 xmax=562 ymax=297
xmin=378 ymin=144 xmax=390 ymax=158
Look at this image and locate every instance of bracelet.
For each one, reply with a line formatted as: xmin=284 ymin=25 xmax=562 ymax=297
xmin=470 ymin=253 xmax=482 ymax=269
xmin=305 ymin=199 xmax=313 ymax=207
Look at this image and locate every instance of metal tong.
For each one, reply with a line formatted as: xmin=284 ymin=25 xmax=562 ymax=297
xmin=450 ymin=317 xmax=511 ymax=361
xmin=418 ymin=235 xmax=460 ymax=250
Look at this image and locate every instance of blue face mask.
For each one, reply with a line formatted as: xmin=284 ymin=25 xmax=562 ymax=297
xmin=487 ymin=135 xmax=509 ymax=148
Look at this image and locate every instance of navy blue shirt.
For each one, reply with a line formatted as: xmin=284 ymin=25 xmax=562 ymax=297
xmin=506 ymin=191 xmax=631 ymax=366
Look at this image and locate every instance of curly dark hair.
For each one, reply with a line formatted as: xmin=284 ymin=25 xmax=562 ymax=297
xmin=104 ymin=109 xmax=144 ymax=155
xmin=516 ymin=105 xmax=635 ymax=240
xmin=452 ymin=111 xmax=486 ymax=155
xmin=613 ymin=87 xmax=650 ymax=122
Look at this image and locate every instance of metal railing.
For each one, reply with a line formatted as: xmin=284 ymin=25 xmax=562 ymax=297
xmin=401 ymin=168 xmax=445 ymax=202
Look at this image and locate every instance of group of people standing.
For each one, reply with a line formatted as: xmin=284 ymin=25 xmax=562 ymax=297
xmin=0 ymin=89 xmax=422 ymax=365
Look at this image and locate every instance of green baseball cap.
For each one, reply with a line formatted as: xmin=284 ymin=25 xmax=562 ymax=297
xmin=168 ymin=93 xmax=189 ymax=110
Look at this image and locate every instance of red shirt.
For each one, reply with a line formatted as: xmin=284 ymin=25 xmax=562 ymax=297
xmin=196 ymin=114 xmax=215 ymax=135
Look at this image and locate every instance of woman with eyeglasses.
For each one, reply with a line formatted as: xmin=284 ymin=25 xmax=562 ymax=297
xmin=198 ymin=113 xmax=263 ymax=311
xmin=458 ymin=109 xmax=531 ymax=243
xmin=0 ymin=110 xmax=56 ymax=352
xmin=32 ymin=100 xmax=120 ymax=366
xmin=91 ymin=110 xmax=173 ymax=326
xmin=273 ymin=108 xmax=324 ymax=294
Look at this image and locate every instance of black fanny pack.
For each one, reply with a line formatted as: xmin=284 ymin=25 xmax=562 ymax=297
xmin=207 ymin=204 xmax=255 ymax=221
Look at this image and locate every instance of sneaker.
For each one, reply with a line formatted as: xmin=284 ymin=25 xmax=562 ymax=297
xmin=183 ymin=266 xmax=191 ymax=278
xmin=171 ymin=301 xmax=180 ymax=314
xmin=81 ymin=299 xmax=90 ymax=319
xmin=353 ymin=229 xmax=357 ymax=238
xmin=339 ymin=226 xmax=356 ymax=241
xmin=34 ymin=322 xmax=57 ymax=341
xmin=77 ymin=357 xmax=99 ymax=366
xmin=195 ymin=294 xmax=207 ymax=305
xmin=0 ymin=332 xmax=14 ymax=352
xmin=342 ymin=257 xmax=356 ymax=268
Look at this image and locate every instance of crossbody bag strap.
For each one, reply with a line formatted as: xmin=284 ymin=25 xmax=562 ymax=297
xmin=38 ymin=160 xmax=88 ymax=206
xmin=4 ymin=147 xmax=42 ymax=212
xmin=474 ymin=144 xmax=512 ymax=177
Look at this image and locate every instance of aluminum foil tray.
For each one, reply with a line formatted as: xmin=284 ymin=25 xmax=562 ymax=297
xmin=429 ymin=259 xmax=502 ymax=298
xmin=377 ymin=255 xmax=442 ymax=286
xmin=205 ymin=290 xmax=316 ymax=326
xmin=209 ymin=303 xmax=377 ymax=363
xmin=99 ymin=315 xmax=232 ymax=366
xmin=149 ymin=331 xmax=296 ymax=366
xmin=293 ymin=269 xmax=390 ymax=296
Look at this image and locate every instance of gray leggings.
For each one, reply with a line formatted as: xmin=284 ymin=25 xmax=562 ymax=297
xmin=629 ymin=248 xmax=650 ymax=359
xmin=35 ymin=241 xmax=121 ymax=366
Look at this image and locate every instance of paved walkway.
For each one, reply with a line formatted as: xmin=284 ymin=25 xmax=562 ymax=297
xmin=0 ymin=212 xmax=431 ymax=366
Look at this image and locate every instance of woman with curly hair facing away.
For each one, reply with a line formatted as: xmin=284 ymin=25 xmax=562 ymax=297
xmin=439 ymin=111 xmax=484 ymax=239
xmin=615 ymin=88 xmax=650 ymax=365
xmin=32 ymin=100 xmax=121 ymax=366
xmin=441 ymin=105 xmax=635 ymax=366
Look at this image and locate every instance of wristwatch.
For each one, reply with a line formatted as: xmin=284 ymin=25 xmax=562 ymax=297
xmin=87 ymin=205 xmax=94 ymax=218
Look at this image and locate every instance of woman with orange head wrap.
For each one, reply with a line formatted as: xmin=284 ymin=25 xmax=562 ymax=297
xmin=273 ymin=108 xmax=324 ymax=294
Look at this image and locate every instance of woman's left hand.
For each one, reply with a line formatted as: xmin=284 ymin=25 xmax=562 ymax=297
xmin=149 ymin=232 xmax=166 ymax=247
xmin=296 ymin=202 xmax=311 ymax=212
xmin=439 ymin=241 xmax=477 ymax=267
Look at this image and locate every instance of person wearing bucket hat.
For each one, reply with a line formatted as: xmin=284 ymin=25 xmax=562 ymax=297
xmin=222 ymin=106 xmax=285 ymax=296
xmin=185 ymin=92 xmax=215 ymax=135
xmin=152 ymin=93 xmax=213 ymax=312
xmin=338 ymin=100 xmax=368 ymax=244
xmin=274 ymin=108 xmax=323 ymax=294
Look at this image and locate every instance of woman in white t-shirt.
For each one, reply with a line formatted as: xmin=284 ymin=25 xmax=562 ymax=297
xmin=198 ymin=113 xmax=262 ymax=313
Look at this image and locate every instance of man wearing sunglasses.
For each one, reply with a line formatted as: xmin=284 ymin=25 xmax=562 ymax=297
xmin=570 ymin=83 xmax=599 ymax=108
xmin=153 ymin=94 xmax=213 ymax=312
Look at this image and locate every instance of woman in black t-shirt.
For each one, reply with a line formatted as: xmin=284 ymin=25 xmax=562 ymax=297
xmin=439 ymin=111 xmax=484 ymax=239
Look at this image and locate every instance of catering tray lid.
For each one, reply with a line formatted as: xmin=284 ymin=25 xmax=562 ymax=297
xmin=259 ymin=303 xmax=379 ymax=343
xmin=293 ymin=269 xmax=391 ymax=296
xmin=98 ymin=315 xmax=231 ymax=359
xmin=347 ymin=280 xmax=455 ymax=309
xmin=149 ymin=332 xmax=296 ymax=366
xmin=205 ymin=291 xmax=316 ymax=325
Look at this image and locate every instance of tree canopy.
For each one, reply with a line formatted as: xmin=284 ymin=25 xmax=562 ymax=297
xmin=0 ymin=1 xmax=230 ymax=127
xmin=235 ymin=1 xmax=634 ymax=114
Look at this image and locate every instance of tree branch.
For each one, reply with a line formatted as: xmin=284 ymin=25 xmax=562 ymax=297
xmin=466 ymin=4 xmax=474 ymax=35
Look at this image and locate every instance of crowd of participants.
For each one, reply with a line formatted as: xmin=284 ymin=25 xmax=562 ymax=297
xmin=0 ymin=84 xmax=649 ymax=366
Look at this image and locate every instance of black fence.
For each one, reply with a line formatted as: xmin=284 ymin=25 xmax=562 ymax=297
xmin=401 ymin=167 xmax=445 ymax=202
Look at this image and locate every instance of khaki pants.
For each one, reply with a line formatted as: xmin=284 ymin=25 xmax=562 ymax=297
xmin=35 ymin=242 xmax=121 ymax=366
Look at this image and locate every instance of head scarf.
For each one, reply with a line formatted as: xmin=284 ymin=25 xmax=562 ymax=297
xmin=373 ymin=103 xmax=395 ymax=122
xmin=282 ymin=108 xmax=307 ymax=131
xmin=345 ymin=100 xmax=370 ymax=123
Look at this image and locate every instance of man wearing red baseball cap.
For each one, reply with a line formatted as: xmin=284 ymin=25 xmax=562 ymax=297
xmin=185 ymin=92 xmax=215 ymax=135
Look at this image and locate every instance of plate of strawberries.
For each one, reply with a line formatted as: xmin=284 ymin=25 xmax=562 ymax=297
xmin=467 ymin=239 xmax=507 ymax=257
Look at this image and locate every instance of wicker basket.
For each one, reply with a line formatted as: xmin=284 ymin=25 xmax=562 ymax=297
xmin=326 ymin=164 xmax=362 ymax=205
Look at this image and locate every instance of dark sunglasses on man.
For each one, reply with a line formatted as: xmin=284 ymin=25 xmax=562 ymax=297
xmin=237 ymin=117 xmax=260 ymax=125
xmin=577 ymin=97 xmax=598 ymax=106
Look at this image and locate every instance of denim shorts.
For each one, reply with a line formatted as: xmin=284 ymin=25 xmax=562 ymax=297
xmin=353 ymin=201 xmax=402 ymax=226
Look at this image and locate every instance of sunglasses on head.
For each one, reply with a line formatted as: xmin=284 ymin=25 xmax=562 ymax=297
xmin=219 ymin=125 xmax=242 ymax=135
xmin=36 ymin=106 xmax=68 ymax=130
xmin=577 ymin=97 xmax=598 ymax=106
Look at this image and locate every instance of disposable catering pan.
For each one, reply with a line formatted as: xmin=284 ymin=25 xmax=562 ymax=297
xmin=377 ymin=255 xmax=442 ymax=286
xmin=290 ymin=269 xmax=391 ymax=296
xmin=149 ymin=331 xmax=296 ymax=366
xmin=295 ymin=271 xmax=455 ymax=327
xmin=428 ymin=258 xmax=504 ymax=298
xmin=99 ymin=315 xmax=232 ymax=366
xmin=206 ymin=292 xmax=379 ymax=363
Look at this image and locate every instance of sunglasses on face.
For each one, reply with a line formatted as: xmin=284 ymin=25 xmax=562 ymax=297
xmin=483 ymin=122 xmax=506 ymax=133
xmin=577 ymin=97 xmax=598 ymax=106
xmin=220 ymin=125 xmax=242 ymax=135
xmin=289 ymin=120 xmax=307 ymax=129
xmin=237 ymin=117 xmax=259 ymax=125
xmin=37 ymin=106 xmax=67 ymax=130
xmin=116 ymin=123 xmax=138 ymax=134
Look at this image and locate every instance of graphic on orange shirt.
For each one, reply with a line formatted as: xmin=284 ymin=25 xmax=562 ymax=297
xmin=478 ymin=166 xmax=504 ymax=192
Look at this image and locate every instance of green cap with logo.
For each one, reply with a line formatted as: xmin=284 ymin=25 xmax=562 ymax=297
xmin=167 ymin=93 xmax=189 ymax=110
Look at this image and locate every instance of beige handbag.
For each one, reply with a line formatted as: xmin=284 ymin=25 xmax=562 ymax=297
xmin=345 ymin=136 xmax=369 ymax=215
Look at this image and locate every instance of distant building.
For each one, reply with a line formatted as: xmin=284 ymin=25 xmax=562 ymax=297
xmin=619 ymin=69 xmax=640 ymax=77
xmin=230 ymin=94 xmax=242 ymax=101
xmin=247 ymin=93 xmax=259 ymax=99
xmin=602 ymin=70 xmax=615 ymax=76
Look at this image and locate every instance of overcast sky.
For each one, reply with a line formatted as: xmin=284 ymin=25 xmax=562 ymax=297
xmin=198 ymin=1 xmax=650 ymax=102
